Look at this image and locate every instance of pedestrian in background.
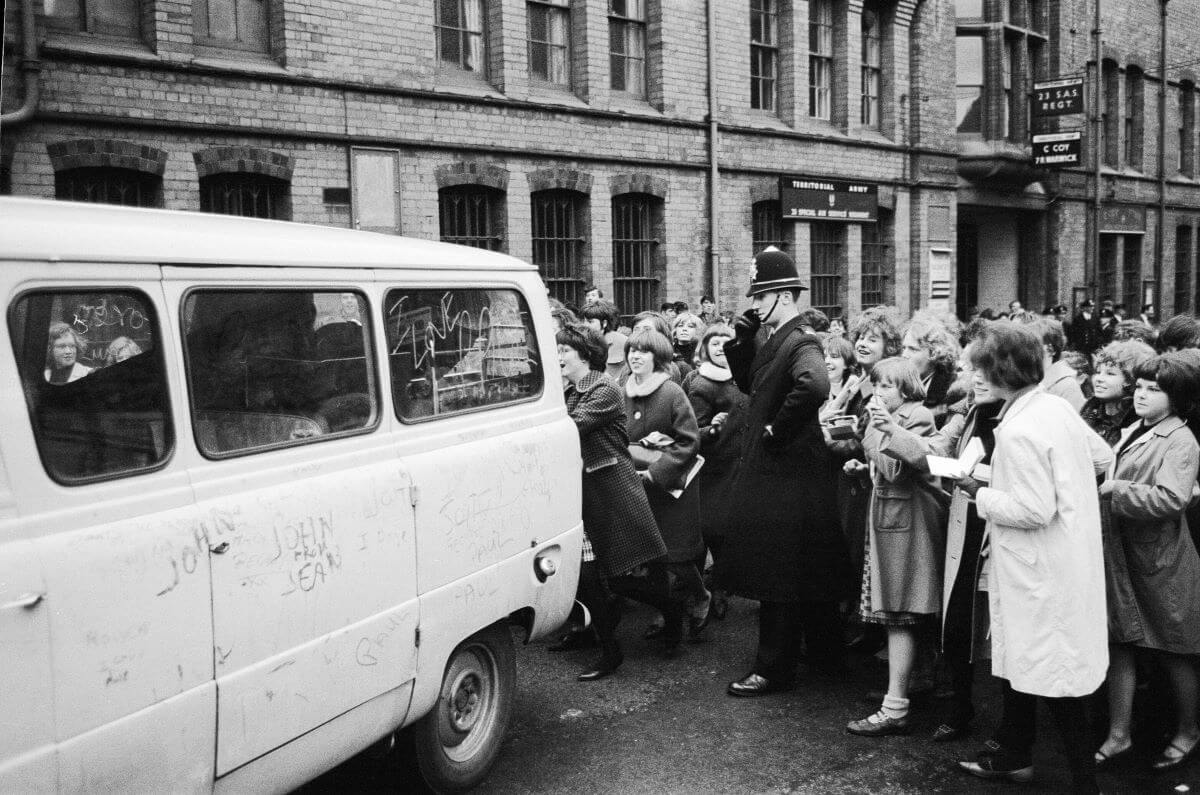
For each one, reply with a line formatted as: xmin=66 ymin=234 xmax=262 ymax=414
xmin=954 ymin=323 xmax=1112 ymax=792
xmin=846 ymin=357 xmax=947 ymax=737
xmin=1095 ymin=352 xmax=1200 ymax=772
xmin=554 ymin=324 xmax=668 ymax=681
xmin=1067 ymin=298 xmax=1103 ymax=354
xmin=719 ymin=247 xmax=850 ymax=696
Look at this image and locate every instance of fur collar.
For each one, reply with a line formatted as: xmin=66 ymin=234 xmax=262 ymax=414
xmin=698 ymin=361 xmax=732 ymax=382
xmin=625 ymin=371 xmax=670 ymax=397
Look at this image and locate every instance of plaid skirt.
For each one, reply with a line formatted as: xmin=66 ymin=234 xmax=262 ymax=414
xmin=581 ymin=531 xmax=595 ymax=563
xmin=859 ymin=532 xmax=926 ymax=627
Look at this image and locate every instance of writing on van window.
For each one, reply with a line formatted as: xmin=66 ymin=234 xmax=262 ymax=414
xmin=8 ymin=291 xmax=173 ymax=483
xmin=384 ymin=288 xmax=543 ymax=420
xmin=183 ymin=290 xmax=378 ymax=457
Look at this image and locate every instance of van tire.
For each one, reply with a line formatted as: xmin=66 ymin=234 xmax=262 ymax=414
xmin=407 ymin=624 xmax=515 ymax=793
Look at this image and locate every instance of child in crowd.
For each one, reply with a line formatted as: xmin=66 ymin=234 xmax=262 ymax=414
xmin=846 ymin=357 xmax=947 ymax=737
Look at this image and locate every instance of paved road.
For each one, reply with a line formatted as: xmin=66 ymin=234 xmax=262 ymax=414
xmin=304 ymin=597 xmax=1200 ymax=793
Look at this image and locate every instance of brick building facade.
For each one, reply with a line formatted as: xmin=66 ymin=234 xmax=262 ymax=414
xmin=12 ymin=1 xmax=1195 ymax=321
xmin=2 ymin=0 xmax=965 ymax=322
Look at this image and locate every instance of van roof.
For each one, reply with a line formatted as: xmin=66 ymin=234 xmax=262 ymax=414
xmin=0 ymin=198 xmax=536 ymax=272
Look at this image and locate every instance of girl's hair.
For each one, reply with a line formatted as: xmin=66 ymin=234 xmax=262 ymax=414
xmin=556 ymin=323 xmax=608 ymax=372
xmin=1111 ymin=319 xmax=1156 ymax=346
xmin=625 ymin=328 xmax=674 ymax=371
xmin=968 ymin=323 xmax=1045 ymax=389
xmin=578 ymin=300 xmax=619 ymax=334
xmin=630 ymin=311 xmax=672 ymax=339
xmin=822 ymin=334 xmax=857 ymax=375
xmin=550 ymin=306 xmax=578 ymax=331
xmin=902 ymin=311 xmax=960 ymax=374
xmin=1060 ymin=349 xmax=1092 ymax=379
xmin=1093 ymin=339 xmax=1156 ymax=394
xmin=672 ymin=312 xmax=707 ymax=339
xmin=697 ymin=323 xmax=734 ymax=364
xmin=104 ymin=336 xmax=143 ymax=365
xmin=1157 ymin=313 xmax=1200 ymax=352
xmin=848 ymin=305 xmax=904 ymax=358
xmin=869 ymin=356 xmax=927 ymax=402
xmin=45 ymin=321 xmax=87 ymax=368
xmin=1132 ymin=350 xmax=1200 ymax=418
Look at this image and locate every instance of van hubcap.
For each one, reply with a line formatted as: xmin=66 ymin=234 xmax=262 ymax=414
xmin=437 ymin=645 xmax=497 ymax=759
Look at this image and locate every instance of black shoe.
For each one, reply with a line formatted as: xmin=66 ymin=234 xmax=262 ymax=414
xmin=577 ymin=650 xmax=623 ymax=681
xmin=548 ymin=630 xmax=597 ymax=652
xmin=726 ymin=672 xmax=793 ymax=697
xmin=957 ymin=740 xmax=1034 ymax=783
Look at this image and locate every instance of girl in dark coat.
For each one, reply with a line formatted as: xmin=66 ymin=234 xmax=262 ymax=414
xmin=555 ymin=324 xmax=672 ymax=680
xmin=624 ymin=329 xmax=707 ymax=652
xmin=1095 ymin=353 xmax=1200 ymax=770
xmin=683 ymin=323 xmax=746 ymax=624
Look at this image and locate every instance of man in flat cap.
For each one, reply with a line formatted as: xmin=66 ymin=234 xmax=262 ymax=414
xmin=1066 ymin=298 xmax=1103 ymax=354
xmin=718 ymin=247 xmax=851 ymax=696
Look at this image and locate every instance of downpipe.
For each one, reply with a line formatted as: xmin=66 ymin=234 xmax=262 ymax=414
xmin=1 ymin=0 xmax=42 ymax=128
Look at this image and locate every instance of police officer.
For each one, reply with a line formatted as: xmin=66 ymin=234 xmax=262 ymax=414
xmin=719 ymin=247 xmax=852 ymax=696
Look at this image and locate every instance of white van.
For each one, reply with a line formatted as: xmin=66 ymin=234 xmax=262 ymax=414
xmin=0 ymin=198 xmax=582 ymax=793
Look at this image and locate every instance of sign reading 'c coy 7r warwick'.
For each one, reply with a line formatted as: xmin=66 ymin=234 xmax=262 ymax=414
xmin=779 ymin=176 xmax=878 ymax=222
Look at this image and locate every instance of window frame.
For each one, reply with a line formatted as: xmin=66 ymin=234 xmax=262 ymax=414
xmin=809 ymin=222 xmax=844 ymax=319
xmin=199 ymin=172 xmax=291 ymax=221
xmin=750 ymin=0 xmax=779 ymax=112
xmin=1125 ymin=67 xmax=1144 ymax=170
xmin=55 ymin=166 xmax=163 ymax=208
xmin=9 ymin=286 xmax=175 ymax=486
xmin=860 ymin=4 xmax=882 ymax=128
xmin=527 ymin=0 xmax=572 ymax=88
xmin=612 ymin=193 xmax=663 ymax=322
xmin=439 ymin=185 xmax=506 ymax=251
xmin=193 ymin=0 xmax=271 ymax=54
xmin=752 ymin=199 xmax=785 ymax=254
xmin=955 ymin=34 xmax=985 ymax=135
xmin=1180 ymin=82 xmax=1195 ymax=176
xmin=180 ymin=286 xmax=381 ymax=460
xmin=808 ymin=0 xmax=834 ymax=120
xmin=383 ymin=286 xmax=545 ymax=424
xmin=531 ymin=189 xmax=589 ymax=307
xmin=1175 ymin=224 xmax=1193 ymax=314
xmin=860 ymin=220 xmax=889 ymax=308
xmin=435 ymin=0 xmax=488 ymax=76
xmin=608 ymin=0 xmax=647 ymax=97
xmin=44 ymin=0 xmax=142 ymax=40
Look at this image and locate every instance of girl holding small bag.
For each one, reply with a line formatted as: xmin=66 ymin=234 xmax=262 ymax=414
xmin=846 ymin=356 xmax=947 ymax=737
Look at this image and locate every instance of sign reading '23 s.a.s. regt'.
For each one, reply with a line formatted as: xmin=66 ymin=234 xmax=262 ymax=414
xmin=1032 ymin=132 xmax=1082 ymax=166
xmin=779 ymin=176 xmax=878 ymax=222
xmin=1033 ymin=78 xmax=1084 ymax=117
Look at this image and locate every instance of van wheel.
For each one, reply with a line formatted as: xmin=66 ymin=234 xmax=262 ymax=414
xmin=406 ymin=624 xmax=515 ymax=793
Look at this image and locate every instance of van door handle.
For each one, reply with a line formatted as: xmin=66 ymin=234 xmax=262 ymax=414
xmin=1 ymin=592 xmax=44 ymax=610
xmin=210 ymin=542 xmax=230 ymax=555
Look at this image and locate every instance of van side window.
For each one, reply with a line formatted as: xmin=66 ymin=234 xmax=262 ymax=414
xmin=384 ymin=289 xmax=543 ymax=421
xmin=182 ymin=290 xmax=378 ymax=456
xmin=8 ymin=291 xmax=173 ymax=483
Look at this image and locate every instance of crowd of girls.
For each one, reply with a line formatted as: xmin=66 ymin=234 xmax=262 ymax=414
xmin=551 ymin=294 xmax=1200 ymax=793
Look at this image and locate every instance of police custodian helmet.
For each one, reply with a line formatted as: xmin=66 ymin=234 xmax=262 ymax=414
xmin=746 ymin=246 xmax=808 ymax=297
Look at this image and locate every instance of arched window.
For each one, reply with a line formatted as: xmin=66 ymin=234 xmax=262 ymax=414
xmin=55 ymin=167 xmax=162 ymax=207
xmin=531 ymin=189 xmax=588 ymax=306
xmin=612 ymin=193 xmax=663 ymax=316
xmin=439 ymin=185 xmax=505 ymax=251
xmin=199 ymin=173 xmax=290 ymax=220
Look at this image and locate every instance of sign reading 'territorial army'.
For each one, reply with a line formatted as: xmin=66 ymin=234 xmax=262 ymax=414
xmin=779 ymin=177 xmax=878 ymax=222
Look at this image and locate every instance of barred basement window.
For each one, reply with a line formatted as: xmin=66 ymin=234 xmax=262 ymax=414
xmin=861 ymin=222 xmax=888 ymax=309
xmin=613 ymin=194 xmax=661 ymax=319
xmin=199 ymin=173 xmax=290 ymax=220
xmin=609 ymin=0 xmax=647 ymax=97
xmin=1175 ymin=225 xmax=1192 ymax=314
xmin=44 ymin=0 xmax=140 ymax=38
xmin=752 ymin=200 xmax=785 ymax=254
xmin=750 ymin=0 xmax=778 ymax=112
xmin=436 ymin=0 xmax=487 ymax=74
xmin=194 ymin=0 xmax=269 ymax=53
xmin=810 ymin=223 xmax=843 ymax=319
xmin=531 ymin=190 xmax=587 ymax=307
xmin=439 ymin=186 xmax=504 ymax=250
xmin=55 ymin=167 xmax=162 ymax=207
xmin=809 ymin=0 xmax=833 ymax=119
xmin=861 ymin=4 xmax=882 ymax=128
xmin=528 ymin=0 xmax=571 ymax=87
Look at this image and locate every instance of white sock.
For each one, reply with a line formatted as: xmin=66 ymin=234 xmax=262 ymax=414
xmin=880 ymin=693 xmax=910 ymax=719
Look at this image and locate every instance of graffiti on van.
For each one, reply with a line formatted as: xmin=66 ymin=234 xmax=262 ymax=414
xmin=71 ymin=296 xmax=149 ymax=335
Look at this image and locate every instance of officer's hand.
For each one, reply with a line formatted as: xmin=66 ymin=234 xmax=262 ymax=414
xmin=733 ymin=308 xmax=761 ymax=342
xmin=956 ymin=476 xmax=983 ymax=498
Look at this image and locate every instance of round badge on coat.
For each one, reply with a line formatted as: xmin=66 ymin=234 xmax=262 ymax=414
xmin=634 ymin=411 xmax=642 ymax=420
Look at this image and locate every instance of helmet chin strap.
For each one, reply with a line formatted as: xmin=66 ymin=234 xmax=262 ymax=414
xmin=757 ymin=294 xmax=782 ymax=325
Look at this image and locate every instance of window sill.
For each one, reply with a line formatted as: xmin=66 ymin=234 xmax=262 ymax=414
xmin=605 ymin=92 xmax=662 ymax=117
xmin=191 ymin=53 xmax=287 ymax=76
xmin=525 ymin=84 xmax=588 ymax=110
xmin=432 ymin=67 xmax=504 ymax=99
xmin=850 ymin=127 xmax=893 ymax=145
xmin=43 ymin=33 xmax=159 ymax=63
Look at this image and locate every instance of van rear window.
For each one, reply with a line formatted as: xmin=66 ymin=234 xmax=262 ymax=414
xmin=8 ymin=290 xmax=173 ymax=484
xmin=181 ymin=290 xmax=378 ymax=456
xmin=384 ymin=288 xmax=543 ymax=421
